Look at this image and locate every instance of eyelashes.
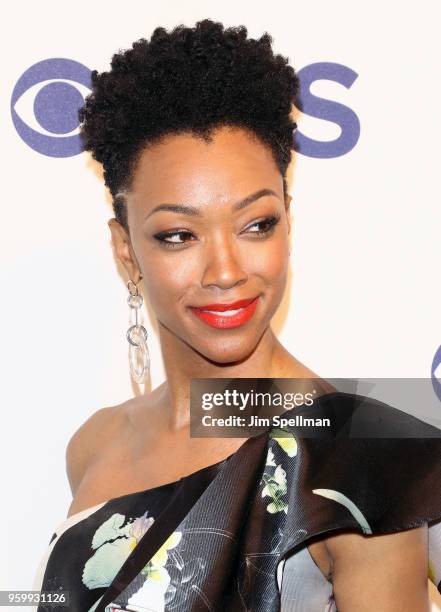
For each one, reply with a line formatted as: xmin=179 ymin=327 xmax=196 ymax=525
xmin=153 ymin=229 xmax=193 ymax=249
xmin=247 ymin=214 xmax=281 ymax=235
xmin=153 ymin=214 xmax=281 ymax=250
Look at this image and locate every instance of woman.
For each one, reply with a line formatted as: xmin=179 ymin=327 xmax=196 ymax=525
xmin=33 ymin=19 xmax=441 ymax=611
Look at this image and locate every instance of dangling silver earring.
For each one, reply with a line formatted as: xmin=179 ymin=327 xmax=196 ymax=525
xmin=126 ymin=277 xmax=150 ymax=384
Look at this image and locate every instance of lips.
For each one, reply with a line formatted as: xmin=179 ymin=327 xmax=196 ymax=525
xmin=189 ymin=296 xmax=260 ymax=329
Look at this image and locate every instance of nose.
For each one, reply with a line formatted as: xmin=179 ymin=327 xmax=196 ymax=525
xmin=201 ymin=231 xmax=248 ymax=291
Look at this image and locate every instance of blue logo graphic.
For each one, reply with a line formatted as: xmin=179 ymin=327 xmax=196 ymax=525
xmin=295 ymin=62 xmax=360 ymax=158
xmin=11 ymin=58 xmax=91 ymax=157
xmin=12 ymin=58 xmax=361 ymax=159
xmin=431 ymin=345 xmax=441 ymax=402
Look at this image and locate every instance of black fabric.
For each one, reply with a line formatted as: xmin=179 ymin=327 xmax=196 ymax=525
xmin=37 ymin=391 xmax=441 ymax=611
xmin=93 ymin=451 xmax=243 ymax=612
xmin=37 ymin=479 xmax=183 ymax=611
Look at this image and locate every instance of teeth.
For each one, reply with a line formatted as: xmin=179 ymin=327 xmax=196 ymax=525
xmin=202 ymin=307 xmax=245 ymax=316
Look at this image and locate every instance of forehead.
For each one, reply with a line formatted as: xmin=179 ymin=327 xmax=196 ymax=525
xmin=130 ymin=126 xmax=282 ymax=207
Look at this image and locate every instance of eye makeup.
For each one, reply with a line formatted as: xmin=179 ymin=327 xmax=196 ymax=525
xmin=153 ymin=213 xmax=281 ymax=250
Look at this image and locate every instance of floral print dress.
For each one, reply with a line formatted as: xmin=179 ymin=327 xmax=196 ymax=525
xmin=33 ymin=391 xmax=441 ymax=611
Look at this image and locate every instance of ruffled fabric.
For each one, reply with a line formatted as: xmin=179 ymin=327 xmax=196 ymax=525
xmin=89 ymin=390 xmax=441 ymax=611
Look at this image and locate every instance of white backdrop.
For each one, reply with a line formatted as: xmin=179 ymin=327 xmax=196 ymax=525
xmin=2 ymin=0 xmax=440 ymax=608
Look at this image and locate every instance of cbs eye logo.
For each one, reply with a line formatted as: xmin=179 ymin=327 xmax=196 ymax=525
xmin=11 ymin=58 xmax=91 ymax=157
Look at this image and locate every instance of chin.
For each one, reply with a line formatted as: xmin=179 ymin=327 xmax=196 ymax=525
xmin=195 ymin=332 xmax=262 ymax=366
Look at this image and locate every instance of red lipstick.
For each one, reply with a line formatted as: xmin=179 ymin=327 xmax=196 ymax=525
xmin=189 ymin=296 xmax=260 ymax=329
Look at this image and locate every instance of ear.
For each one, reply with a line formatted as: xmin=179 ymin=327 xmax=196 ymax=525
xmin=284 ymin=193 xmax=292 ymax=236
xmin=108 ymin=218 xmax=142 ymax=283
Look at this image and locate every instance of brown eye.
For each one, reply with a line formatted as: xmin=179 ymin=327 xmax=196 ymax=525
xmin=244 ymin=215 xmax=281 ymax=235
xmin=153 ymin=230 xmax=196 ymax=249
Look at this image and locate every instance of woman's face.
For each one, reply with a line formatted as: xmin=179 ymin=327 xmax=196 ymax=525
xmin=111 ymin=125 xmax=291 ymax=364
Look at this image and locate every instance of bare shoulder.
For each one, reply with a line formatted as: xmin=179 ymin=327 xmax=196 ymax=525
xmin=323 ymin=525 xmax=429 ymax=610
xmin=65 ymin=383 xmax=166 ymax=506
xmin=65 ymin=403 xmax=126 ymax=496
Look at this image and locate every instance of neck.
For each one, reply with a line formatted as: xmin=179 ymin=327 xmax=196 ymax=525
xmin=157 ymin=323 xmax=293 ymax=433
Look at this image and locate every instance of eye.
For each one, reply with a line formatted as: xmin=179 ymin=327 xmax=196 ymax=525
xmin=243 ymin=214 xmax=281 ymax=236
xmin=153 ymin=230 xmax=196 ymax=249
xmin=153 ymin=214 xmax=281 ymax=250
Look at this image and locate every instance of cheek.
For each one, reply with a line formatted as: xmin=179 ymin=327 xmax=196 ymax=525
xmin=246 ymin=237 xmax=289 ymax=282
xmin=141 ymin=252 xmax=196 ymax=306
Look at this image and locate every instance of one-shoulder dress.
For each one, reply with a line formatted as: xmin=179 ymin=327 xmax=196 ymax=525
xmin=33 ymin=391 xmax=441 ymax=611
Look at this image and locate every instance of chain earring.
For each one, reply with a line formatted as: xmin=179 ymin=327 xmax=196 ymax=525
xmin=126 ymin=276 xmax=150 ymax=384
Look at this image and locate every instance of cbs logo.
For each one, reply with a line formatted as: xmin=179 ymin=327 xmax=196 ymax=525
xmin=11 ymin=58 xmax=360 ymax=159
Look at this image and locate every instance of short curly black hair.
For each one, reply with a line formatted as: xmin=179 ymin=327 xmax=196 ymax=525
xmin=78 ymin=18 xmax=300 ymax=233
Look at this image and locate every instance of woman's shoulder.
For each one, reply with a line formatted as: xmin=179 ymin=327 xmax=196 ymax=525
xmin=65 ymin=405 xmax=120 ymax=496
xmin=65 ymin=388 xmax=163 ymax=496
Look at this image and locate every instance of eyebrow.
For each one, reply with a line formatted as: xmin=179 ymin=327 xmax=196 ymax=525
xmin=144 ymin=188 xmax=279 ymax=220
